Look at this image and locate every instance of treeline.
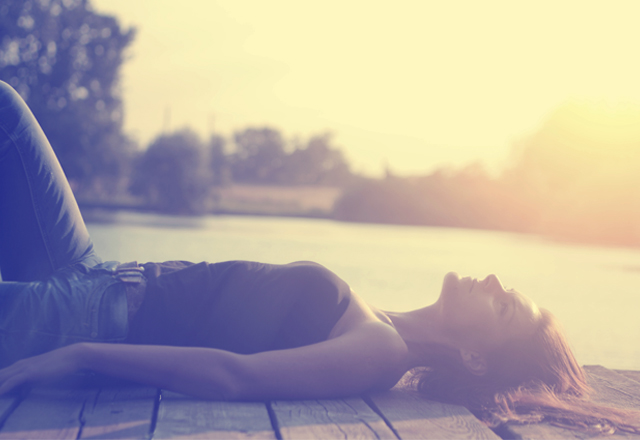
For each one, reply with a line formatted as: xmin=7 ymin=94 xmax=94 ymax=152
xmin=0 ymin=0 xmax=355 ymax=214
xmin=2 ymin=0 xmax=639 ymax=247
xmin=128 ymin=128 xmax=355 ymax=214
xmin=0 ymin=0 xmax=134 ymax=196
xmin=336 ymin=101 xmax=640 ymax=247
xmin=335 ymin=164 xmax=529 ymax=231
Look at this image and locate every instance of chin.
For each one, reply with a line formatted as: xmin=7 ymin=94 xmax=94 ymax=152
xmin=439 ymin=272 xmax=460 ymax=300
xmin=436 ymin=272 xmax=462 ymax=322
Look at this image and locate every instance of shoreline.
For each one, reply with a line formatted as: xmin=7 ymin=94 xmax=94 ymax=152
xmin=80 ymin=202 xmax=640 ymax=251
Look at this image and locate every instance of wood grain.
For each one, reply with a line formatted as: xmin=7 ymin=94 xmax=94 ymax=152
xmin=504 ymin=366 xmax=640 ymax=440
xmin=2 ymin=368 xmax=638 ymax=439
xmin=586 ymin=365 xmax=640 ymax=410
xmin=368 ymin=390 xmax=499 ymax=439
xmin=0 ymin=388 xmax=95 ymax=440
xmin=80 ymin=386 xmax=157 ymax=439
xmin=272 ymin=397 xmax=396 ymax=439
xmin=153 ymin=391 xmax=275 ymax=439
xmin=615 ymin=370 xmax=640 ymax=385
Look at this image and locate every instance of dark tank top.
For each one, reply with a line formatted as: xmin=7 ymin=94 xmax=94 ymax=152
xmin=126 ymin=260 xmax=351 ymax=354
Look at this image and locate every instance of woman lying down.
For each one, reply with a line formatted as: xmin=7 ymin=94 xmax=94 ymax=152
xmin=0 ymin=80 xmax=638 ymax=434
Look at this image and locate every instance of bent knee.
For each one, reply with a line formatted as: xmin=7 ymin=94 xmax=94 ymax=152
xmin=0 ymin=81 xmax=33 ymax=139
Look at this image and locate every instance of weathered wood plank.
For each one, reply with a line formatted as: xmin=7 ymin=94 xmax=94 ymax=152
xmin=367 ymin=389 xmax=499 ymax=439
xmin=154 ymin=391 xmax=275 ymax=439
xmin=587 ymin=365 xmax=640 ymax=409
xmin=80 ymin=386 xmax=157 ymax=439
xmin=503 ymin=366 xmax=640 ymax=440
xmin=501 ymin=423 xmax=593 ymax=440
xmin=615 ymin=369 xmax=640 ymax=385
xmin=272 ymin=397 xmax=396 ymax=439
xmin=499 ymin=422 xmax=638 ymax=440
xmin=0 ymin=388 xmax=95 ymax=440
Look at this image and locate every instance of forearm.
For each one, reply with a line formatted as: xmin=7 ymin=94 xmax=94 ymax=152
xmin=79 ymin=343 xmax=245 ymax=399
xmin=1 ymin=322 xmax=406 ymax=401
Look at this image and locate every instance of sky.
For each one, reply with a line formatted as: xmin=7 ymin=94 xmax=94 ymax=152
xmin=91 ymin=0 xmax=640 ymax=176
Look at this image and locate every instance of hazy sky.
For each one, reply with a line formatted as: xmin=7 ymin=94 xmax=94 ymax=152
xmin=91 ymin=0 xmax=640 ymax=176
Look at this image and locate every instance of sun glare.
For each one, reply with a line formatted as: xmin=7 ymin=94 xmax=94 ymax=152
xmin=90 ymin=0 xmax=640 ymax=176
xmin=543 ymin=101 xmax=640 ymax=170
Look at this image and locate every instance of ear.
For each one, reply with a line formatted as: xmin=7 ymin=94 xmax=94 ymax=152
xmin=460 ymin=349 xmax=488 ymax=376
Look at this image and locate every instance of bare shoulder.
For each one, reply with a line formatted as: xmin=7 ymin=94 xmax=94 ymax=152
xmin=236 ymin=290 xmax=409 ymax=400
xmin=328 ymin=289 xmax=409 ymax=384
xmin=329 ymin=289 xmax=400 ymax=340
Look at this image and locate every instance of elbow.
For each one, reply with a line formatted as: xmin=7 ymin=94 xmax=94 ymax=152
xmin=161 ymin=351 xmax=249 ymax=401
xmin=217 ymin=371 xmax=245 ymax=401
xmin=200 ymin=354 xmax=250 ymax=401
xmin=198 ymin=378 xmax=242 ymax=401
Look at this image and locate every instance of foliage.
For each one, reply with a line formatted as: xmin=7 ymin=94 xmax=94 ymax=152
xmin=209 ymin=133 xmax=231 ymax=186
xmin=0 ymin=0 xmax=135 ymax=190
xmin=130 ymin=129 xmax=211 ymax=214
xmin=503 ymin=101 xmax=640 ymax=245
xmin=334 ymin=164 xmax=531 ymax=231
xmin=280 ymin=133 xmax=352 ymax=186
xmin=229 ymin=128 xmax=353 ymax=186
xmin=230 ymin=128 xmax=286 ymax=184
xmin=336 ymin=100 xmax=640 ymax=246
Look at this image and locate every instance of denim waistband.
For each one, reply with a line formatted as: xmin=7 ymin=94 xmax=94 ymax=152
xmin=115 ymin=261 xmax=145 ymax=281
xmin=115 ymin=261 xmax=147 ymax=322
xmin=0 ymin=261 xmax=145 ymax=367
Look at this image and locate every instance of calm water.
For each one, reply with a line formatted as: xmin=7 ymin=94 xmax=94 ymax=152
xmin=88 ymin=212 xmax=640 ymax=370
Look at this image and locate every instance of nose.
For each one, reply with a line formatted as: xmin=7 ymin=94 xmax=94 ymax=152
xmin=482 ymin=274 xmax=503 ymax=291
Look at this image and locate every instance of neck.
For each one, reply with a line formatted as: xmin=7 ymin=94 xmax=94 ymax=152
xmin=383 ymin=304 xmax=458 ymax=369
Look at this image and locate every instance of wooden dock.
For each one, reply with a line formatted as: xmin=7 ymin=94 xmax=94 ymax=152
xmin=0 ymin=366 xmax=638 ymax=439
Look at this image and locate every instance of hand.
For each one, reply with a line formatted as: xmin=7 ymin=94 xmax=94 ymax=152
xmin=0 ymin=344 xmax=84 ymax=395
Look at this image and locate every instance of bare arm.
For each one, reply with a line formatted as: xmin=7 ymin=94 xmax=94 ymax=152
xmin=0 ymin=322 xmax=408 ymax=400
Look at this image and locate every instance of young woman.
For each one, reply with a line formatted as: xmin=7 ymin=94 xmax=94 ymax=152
xmin=0 ymin=81 xmax=637 ymax=433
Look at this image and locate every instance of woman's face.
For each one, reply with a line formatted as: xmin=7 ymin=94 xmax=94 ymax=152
xmin=437 ymin=272 xmax=542 ymax=353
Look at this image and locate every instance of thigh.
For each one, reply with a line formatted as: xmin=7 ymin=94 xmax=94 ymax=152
xmin=0 ymin=81 xmax=100 ymax=281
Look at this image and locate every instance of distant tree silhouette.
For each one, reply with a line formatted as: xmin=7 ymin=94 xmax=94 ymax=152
xmin=334 ymin=164 xmax=530 ymax=231
xmin=281 ymin=133 xmax=352 ymax=186
xmin=503 ymin=100 xmax=640 ymax=245
xmin=130 ymin=130 xmax=211 ymax=214
xmin=209 ymin=134 xmax=231 ymax=186
xmin=231 ymin=128 xmax=286 ymax=184
xmin=229 ymin=129 xmax=354 ymax=186
xmin=336 ymin=100 xmax=640 ymax=246
xmin=0 ymin=0 xmax=135 ymax=191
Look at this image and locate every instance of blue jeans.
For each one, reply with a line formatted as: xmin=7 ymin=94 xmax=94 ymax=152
xmin=0 ymin=81 xmax=129 ymax=367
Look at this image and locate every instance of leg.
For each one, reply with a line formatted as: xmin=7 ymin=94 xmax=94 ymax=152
xmin=0 ymin=81 xmax=100 ymax=281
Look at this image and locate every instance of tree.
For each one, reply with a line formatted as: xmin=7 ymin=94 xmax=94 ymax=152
xmin=209 ymin=134 xmax=231 ymax=186
xmin=0 ymin=0 xmax=135 ymax=191
xmin=281 ymin=133 xmax=352 ymax=186
xmin=503 ymin=100 xmax=640 ymax=245
xmin=230 ymin=129 xmax=354 ymax=186
xmin=130 ymin=130 xmax=211 ymax=214
xmin=231 ymin=127 xmax=286 ymax=183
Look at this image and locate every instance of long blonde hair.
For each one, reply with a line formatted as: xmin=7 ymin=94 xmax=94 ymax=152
xmin=411 ymin=309 xmax=640 ymax=434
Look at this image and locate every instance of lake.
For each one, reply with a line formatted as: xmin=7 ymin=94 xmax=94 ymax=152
xmin=87 ymin=212 xmax=640 ymax=370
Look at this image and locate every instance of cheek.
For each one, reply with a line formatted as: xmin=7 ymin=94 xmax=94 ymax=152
xmin=441 ymin=306 xmax=501 ymax=347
